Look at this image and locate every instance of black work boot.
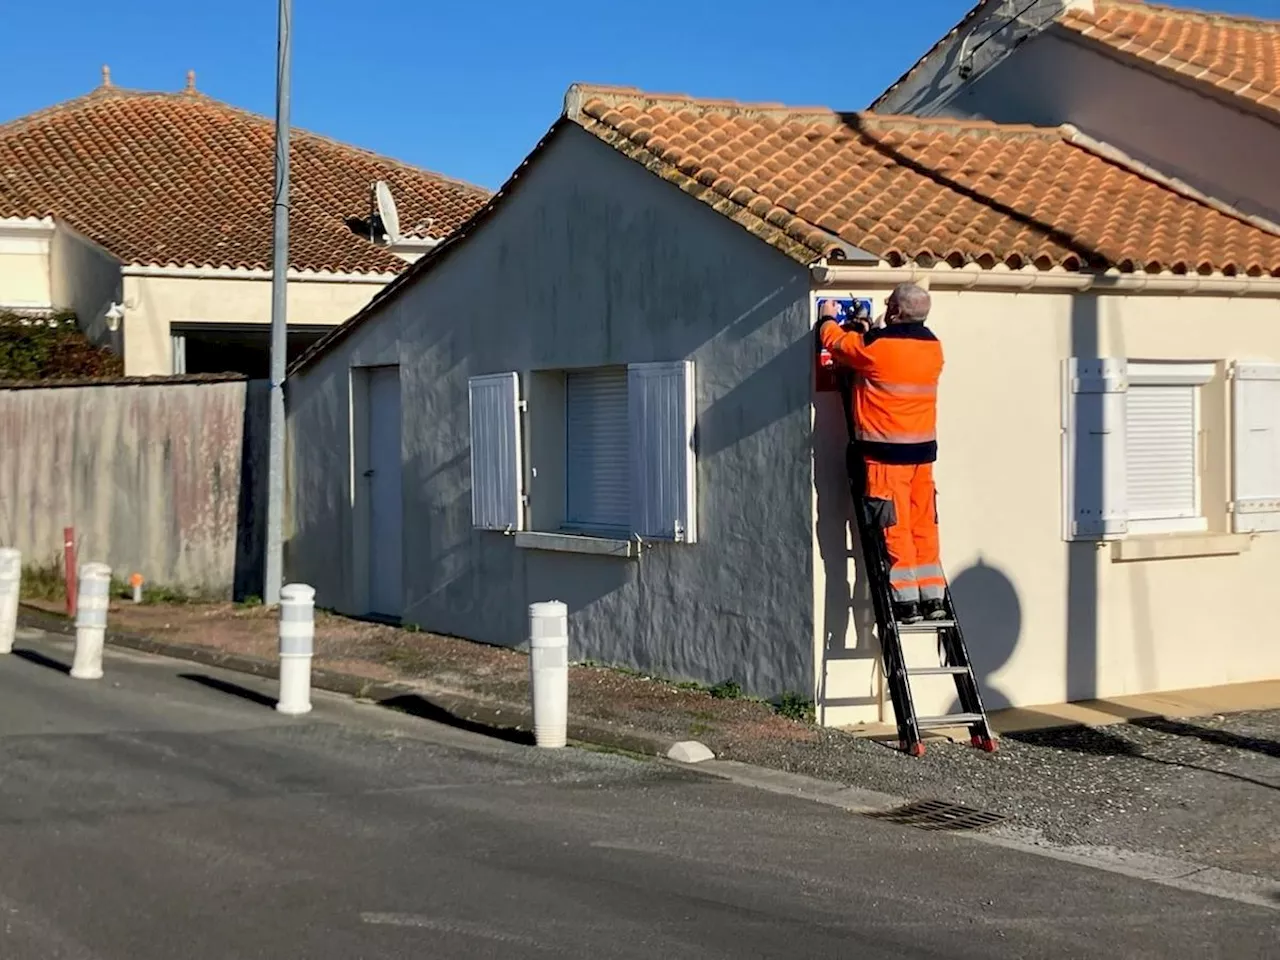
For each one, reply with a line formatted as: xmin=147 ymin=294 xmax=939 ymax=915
xmin=920 ymin=598 xmax=948 ymax=621
xmin=893 ymin=601 xmax=922 ymax=624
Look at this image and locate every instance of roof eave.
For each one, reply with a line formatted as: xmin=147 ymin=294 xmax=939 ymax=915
xmin=812 ymin=260 xmax=1280 ymax=295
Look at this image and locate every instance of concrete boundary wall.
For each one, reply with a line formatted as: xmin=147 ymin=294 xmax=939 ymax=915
xmin=0 ymin=374 xmax=267 ymax=596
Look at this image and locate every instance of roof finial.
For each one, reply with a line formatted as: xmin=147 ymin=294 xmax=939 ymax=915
xmin=186 ymin=69 xmax=196 ymax=92
xmin=101 ymin=64 xmax=112 ymax=87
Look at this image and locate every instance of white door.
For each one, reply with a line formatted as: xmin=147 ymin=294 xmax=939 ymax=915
xmin=366 ymin=367 xmax=403 ymax=617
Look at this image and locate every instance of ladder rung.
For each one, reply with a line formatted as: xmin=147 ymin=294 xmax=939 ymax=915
xmin=897 ymin=619 xmax=955 ymax=633
xmin=916 ymin=713 xmax=985 ymax=728
xmin=908 ymin=666 xmax=969 ymax=676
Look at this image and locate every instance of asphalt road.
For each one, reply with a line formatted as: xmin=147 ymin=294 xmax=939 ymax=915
xmin=1 ymin=632 xmax=1276 ymax=960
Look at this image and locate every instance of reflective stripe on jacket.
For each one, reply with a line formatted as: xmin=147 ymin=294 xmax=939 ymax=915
xmin=819 ymin=320 xmax=943 ymax=464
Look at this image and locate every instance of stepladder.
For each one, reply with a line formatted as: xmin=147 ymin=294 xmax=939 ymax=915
xmin=835 ymin=374 xmax=998 ymax=758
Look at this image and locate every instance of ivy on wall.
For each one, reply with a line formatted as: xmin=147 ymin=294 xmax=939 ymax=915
xmin=0 ymin=311 xmax=123 ymax=381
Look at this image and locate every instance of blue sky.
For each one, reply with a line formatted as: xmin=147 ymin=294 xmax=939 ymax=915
xmin=2 ymin=0 xmax=1277 ymax=190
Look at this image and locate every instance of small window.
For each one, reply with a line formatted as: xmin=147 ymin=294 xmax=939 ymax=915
xmin=565 ymin=367 xmax=630 ymax=533
xmin=1125 ymin=382 xmax=1200 ymax=531
xmin=1124 ymin=362 xmax=1212 ymax=535
xmin=1063 ymin=358 xmax=1214 ymax=541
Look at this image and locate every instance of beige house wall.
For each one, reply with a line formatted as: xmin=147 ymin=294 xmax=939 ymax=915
xmin=0 ymin=254 xmax=53 ymax=310
xmin=121 ymin=273 xmax=390 ymax=376
xmin=813 ymin=282 xmax=1280 ymax=727
xmin=0 ymin=221 xmax=54 ymax=311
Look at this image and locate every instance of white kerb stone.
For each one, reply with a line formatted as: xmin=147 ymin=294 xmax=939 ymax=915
xmin=667 ymin=741 xmax=715 ymax=764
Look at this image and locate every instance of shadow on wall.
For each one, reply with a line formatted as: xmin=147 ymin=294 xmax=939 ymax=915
xmin=233 ymin=379 xmax=269 ymax=602
xmin=813 ymin=386 xmax=879 ymax=711
xmin=948 ymin=557 xmax=1021 ymax=712
xmin=1067 ymin=293 xmax=1101 ymax=702
xmin=694 ymin=330 xmax=812 ymax=460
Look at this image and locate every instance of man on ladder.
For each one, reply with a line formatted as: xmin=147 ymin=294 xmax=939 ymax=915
xmin=817 ymin=282 xmax=945 ymax=626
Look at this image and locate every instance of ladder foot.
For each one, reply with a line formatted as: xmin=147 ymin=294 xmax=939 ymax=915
xmin=972 ymin=735 xmax=998 ymax=753
xmin=903 ymin=740 xmax=926 ymax=758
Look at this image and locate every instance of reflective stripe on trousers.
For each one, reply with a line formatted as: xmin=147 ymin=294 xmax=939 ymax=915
xmin=864 ymin=462 xmax=943 ymax=604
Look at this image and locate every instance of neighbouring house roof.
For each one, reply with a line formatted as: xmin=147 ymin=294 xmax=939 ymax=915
xmin=873 ymin=1 xmax=1280 ymax=122
xmin=1058 ymin=1 xmax=1280 ymax=116
xmin=0 ymin=78 xmax=491 ymax=275
xmin=290 ymin=81 xmax=1280 ymax=375
xmin=567 ymin=85 xmax=1280 ymax=275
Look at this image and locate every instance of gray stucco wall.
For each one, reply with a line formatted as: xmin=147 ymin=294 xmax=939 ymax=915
xmin=287 ymin=124 xmax=815 ymax=697
xmin=898 ymin=28 xmax=1280 ymax=224
xmin=0 ymin=377 xmax=267 ymax=597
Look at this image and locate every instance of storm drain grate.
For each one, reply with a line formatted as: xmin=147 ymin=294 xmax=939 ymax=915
xmin=864 ymin=799 xmax=1005 ymax=832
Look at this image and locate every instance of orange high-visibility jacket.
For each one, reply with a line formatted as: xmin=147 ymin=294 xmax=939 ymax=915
xmin=819 ymin=320 xmax=943 ymax=465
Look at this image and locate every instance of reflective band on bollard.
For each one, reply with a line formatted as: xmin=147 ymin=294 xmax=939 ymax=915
xmin=0 ymin=548 xmax=20 ymax=655
xmin=529 ymin=601 xmax=568 ymax=748
xmin=277 ymin=583 xmax=315 ymax=716
xmin=71 ymin=561 xmax=112 ymax=680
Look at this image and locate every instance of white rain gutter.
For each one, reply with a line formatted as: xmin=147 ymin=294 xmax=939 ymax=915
xmin=121 ymin=264 xmax=401 ymax=283
xmin=810 ymin=263 xmax=1280 ymax=297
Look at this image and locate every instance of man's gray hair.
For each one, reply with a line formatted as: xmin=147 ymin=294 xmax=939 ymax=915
xmin=890 ymin=282 xmax=931 ymax=323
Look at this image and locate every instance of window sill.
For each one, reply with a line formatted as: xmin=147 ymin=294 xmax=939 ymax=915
xmin=1110 ymin=532 xmax=1251 ymax=563
xmin=514 ymin=531 xmax=635 ymax=558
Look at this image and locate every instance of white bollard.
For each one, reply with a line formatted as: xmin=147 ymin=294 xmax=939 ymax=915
xmin=71 ymin=561 xmax=112 ymax=679
xmin=529 ymin=601 xmax=569 ymax=748
xmin=0 ymin=548 xmax=20 ymax=655
xmin=276 ymin=583 xmax=315 ymax=716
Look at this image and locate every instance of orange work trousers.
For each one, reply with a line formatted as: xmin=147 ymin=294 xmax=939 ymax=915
xmin=864 ymin=461 xmax=944 ymax=604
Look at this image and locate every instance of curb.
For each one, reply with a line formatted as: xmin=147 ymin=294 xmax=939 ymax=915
xmin=15 ymin=605 xmax=677 ymax=761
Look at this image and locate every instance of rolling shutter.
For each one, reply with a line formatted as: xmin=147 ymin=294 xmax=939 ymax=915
xmin=1232 ymin=362 xmax=1280 ymax=533
xmin=468 ymin=372 xmax=524 ymax=531
xmin=1063 ymin=358 xmax=1128 ymax=540
xmin=1125 ymin=384 xmax=1197 ymax=521
xmin=629 ymin=360 xmax=697 ymax=542
xmin=565 ymin=368 xmax=630 ymax=532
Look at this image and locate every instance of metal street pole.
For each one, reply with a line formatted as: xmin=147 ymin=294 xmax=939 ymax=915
xmin=265 ymin=0 xmax=291 ymax=606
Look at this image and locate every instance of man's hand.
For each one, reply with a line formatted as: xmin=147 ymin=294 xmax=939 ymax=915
xmin=817 ymin=300 xmax=842 ymax=324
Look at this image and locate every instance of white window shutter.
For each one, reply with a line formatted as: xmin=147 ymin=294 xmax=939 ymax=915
xmin=1231 ymin=362 xmax=1280 ymax=533
xmin=468 ymin=372 xmax=524 ymax=531
xmin=1063 ymin=358 xmax=1128 ymax=540
xmin=628 ymin=360 xmax=697 ymax=542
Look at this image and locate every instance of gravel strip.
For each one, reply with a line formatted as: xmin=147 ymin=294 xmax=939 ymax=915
xmin=723 ymin=711 xmax=1280 ymax=880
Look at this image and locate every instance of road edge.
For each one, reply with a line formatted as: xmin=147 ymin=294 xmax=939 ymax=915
xmin=16 ymin=605 xmax=1280 ymax=914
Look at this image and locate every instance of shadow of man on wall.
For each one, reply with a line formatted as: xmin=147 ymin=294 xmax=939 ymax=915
xmin=947 ymin=556 xmax=1020 ymax=712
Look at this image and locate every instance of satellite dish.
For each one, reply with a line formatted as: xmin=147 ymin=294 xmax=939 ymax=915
xmin=374 ymin=180 xmax=401 ymax=244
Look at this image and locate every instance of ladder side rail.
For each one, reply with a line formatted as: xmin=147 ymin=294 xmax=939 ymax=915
xmin=838 ymin=372 xmax=924 ymax=751
xmin=940 ymin=587 xmax=996 ymax=746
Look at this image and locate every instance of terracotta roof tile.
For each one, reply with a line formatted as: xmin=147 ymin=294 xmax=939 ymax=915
xmin=0 ymin=85 xmax=490 ymax=274
xmin=565 ymin=84 xmax=1280 ymax=276
xmin=1060 ymin=1 xmax=1280 ymax=115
